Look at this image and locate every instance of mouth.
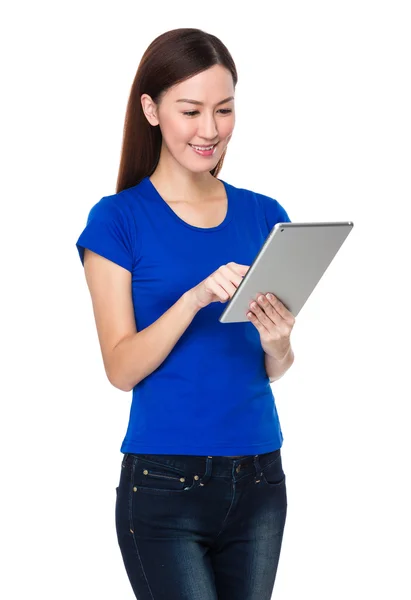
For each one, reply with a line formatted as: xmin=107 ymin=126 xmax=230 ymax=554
xmin=188 ymin=142 xmax=219 ymax=157
xmin=188 ymin=142 xmax=219 ymax=151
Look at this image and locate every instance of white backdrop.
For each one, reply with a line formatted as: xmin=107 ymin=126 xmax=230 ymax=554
xmin=2 ymin=1 xmax=410 ymax=598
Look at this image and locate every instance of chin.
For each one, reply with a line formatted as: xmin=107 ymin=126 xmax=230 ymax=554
xmin=179 ymin=156 xmax=220 ymax=173
xmin=188 ymin=162 xmax=219 ymax=173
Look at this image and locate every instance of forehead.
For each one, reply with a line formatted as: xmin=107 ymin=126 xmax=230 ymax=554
xmin=165 ymin=65 xmax=235 ymax=103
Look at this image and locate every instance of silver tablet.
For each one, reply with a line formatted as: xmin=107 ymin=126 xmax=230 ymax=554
xmin=219 ymin=221 xmax=354 ymax=323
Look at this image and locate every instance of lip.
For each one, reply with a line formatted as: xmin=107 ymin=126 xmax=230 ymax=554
xmin=189 ymin=142 xmax=219 ymax=149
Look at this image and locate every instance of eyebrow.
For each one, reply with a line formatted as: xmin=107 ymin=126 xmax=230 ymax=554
xmin=175 ymin=96 xmax=234 ymax=106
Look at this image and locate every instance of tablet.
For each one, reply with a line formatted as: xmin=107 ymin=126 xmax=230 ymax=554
xmin=219 ymin=221 xmax=354 ymax=323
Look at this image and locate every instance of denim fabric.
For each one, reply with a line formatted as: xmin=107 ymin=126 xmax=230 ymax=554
xmin=115 ymin=449 xmax=287 ymax=599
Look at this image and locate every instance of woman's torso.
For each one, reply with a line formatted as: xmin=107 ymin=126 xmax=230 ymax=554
xmin=153 ymin=178 xmax=246 ymax=459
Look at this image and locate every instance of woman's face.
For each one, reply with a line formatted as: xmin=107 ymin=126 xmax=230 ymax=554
xmin=142 ymin=64 xmax=235 ymax=174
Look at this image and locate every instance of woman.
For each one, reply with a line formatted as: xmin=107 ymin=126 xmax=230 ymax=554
xmin=76 ymin=27 xmax=295 ymax=600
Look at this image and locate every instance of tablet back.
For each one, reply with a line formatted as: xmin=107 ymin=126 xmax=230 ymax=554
xmin=219 ymin=221 xmax=354 ymax=323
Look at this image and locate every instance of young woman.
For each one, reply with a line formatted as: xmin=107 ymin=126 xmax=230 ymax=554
xmin=76 ymin=27 xmax=295 ymax=600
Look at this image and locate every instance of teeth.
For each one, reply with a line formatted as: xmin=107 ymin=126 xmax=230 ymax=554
xmin=191 ymin=144 xmax=215 ymax=151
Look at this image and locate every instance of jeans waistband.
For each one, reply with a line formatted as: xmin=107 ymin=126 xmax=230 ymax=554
xmin=125 ymin=448 xmax=281 ymax=480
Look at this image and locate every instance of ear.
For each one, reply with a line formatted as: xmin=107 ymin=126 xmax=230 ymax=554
xmin=141 ymin=94 xmax=159 ymax=126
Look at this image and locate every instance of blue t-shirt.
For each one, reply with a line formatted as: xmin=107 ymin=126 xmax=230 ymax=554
xmin=76 ymin=176 xmax=291 ymax=456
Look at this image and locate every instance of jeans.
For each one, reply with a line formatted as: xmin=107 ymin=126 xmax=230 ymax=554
xmin=115 ymin=448 xmax=287 ymax=599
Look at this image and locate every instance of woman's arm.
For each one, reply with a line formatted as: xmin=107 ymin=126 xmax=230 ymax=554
xmin=84 ymin=249 xmax=201 ymax=392
xmin=264 ymin=345 xmax=295 ymax=383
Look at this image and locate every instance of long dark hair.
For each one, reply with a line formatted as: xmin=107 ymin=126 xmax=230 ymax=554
xmin=115 ymin=28 xmax=238 ymax=194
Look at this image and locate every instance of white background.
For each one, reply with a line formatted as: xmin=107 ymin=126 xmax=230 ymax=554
xmin=2 ymin=1 xmax=410 ymax=598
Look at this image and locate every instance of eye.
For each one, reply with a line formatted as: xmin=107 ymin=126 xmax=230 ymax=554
xmin=182 ymin=109 xmax=233 ymax=117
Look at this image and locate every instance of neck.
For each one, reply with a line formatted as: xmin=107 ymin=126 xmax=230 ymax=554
xmin=150 ymin=158 xmax=219 ymax=203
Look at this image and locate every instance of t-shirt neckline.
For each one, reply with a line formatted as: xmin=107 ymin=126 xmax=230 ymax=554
xmin=141 ymin=176 xmax=233 ymax=232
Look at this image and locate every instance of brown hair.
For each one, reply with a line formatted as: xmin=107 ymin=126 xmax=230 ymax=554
xmin=115 ymin=28 xmax=238 ymax=194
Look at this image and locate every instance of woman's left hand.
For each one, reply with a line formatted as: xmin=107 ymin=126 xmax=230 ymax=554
xmin=247 ymin=293 xmax=295 ymax=360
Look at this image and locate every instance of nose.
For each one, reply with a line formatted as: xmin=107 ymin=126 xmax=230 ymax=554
xmin=197 ymin=111 xmax=219 ymax=141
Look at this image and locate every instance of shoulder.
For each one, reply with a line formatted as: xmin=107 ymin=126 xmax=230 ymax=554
xmin=85 ymin=186 xmax=139 ymax=224
xmin=76 ymin=187 xmax=141 ymax=270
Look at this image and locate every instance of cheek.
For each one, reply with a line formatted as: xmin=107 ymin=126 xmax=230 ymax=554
xmin=219 ymin=116 xmax=235 ymax=139
xmin=160 ymin=116 xmax=193 ymax=144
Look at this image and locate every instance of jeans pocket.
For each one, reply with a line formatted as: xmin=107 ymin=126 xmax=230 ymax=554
xmin=260 ymin=452 xmax=286 ymax=487
xmin=132 ymin=456 xmax=196 ymax=495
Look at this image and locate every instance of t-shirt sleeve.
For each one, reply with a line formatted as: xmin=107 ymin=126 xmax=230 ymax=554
xmin=76 ymin=196 xmax=136 ymax=272
xmin=256 ymin=192 xmax=292 ymax=236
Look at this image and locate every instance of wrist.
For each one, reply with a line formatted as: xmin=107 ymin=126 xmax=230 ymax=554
xmin=265 ymin=342 xmax=293 ymax=362
xmin=182 ymin=289 xmax=202 ymax=316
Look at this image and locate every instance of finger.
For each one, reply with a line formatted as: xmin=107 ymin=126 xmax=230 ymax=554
xmin=252 ymin=297 xmax=291 ymax=338
xmin=249 ymin=301 xmax=278 ymax=331
xmin=222 ymin=264 xmax=245 ymax=289
xmin=247 ymin=310 xmax=266 ymax=333
xmin=247 ymin=308 xmax=275 ymax=338
xmin=213 ymin=270 xmax=237 ymax=300
xmin=208 ymin=278 xmax=230 ymax=302
xmin=255 ymin=294 xmax=282 ymax=325
xmin=266 ymin=294 xmax=295 ymax=325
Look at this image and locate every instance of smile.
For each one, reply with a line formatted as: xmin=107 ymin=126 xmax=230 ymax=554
xmin=188 ymin=142 xmax=219 ymax=157
xmin=189 ymin=143 xmax=218 ymax=151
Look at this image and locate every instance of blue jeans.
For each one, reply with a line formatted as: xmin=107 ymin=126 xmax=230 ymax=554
xmin=115 ymin=449 xmax=287 ymax=599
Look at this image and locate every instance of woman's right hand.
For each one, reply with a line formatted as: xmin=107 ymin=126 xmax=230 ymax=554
xmin=187 ymin=262 xmax=250 ymax=310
